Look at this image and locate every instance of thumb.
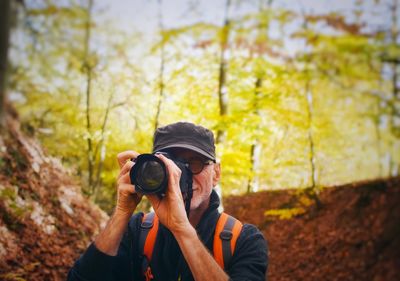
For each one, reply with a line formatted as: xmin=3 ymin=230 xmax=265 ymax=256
xmin=147 ymin=194 xmax=161 ymax=210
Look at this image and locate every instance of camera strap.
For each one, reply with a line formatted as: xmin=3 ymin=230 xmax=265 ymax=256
xmin=184 ymin=176 xmax=193 ymax=217
xmin=139 ymin=212 xmax=159 ymax=281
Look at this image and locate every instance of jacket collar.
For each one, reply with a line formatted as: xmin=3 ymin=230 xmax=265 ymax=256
xmin=195 ymin=190 xmax=221 ymax=247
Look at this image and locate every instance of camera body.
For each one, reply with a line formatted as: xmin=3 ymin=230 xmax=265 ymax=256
xmin=129 ymin=152 xmax=193 ymax=196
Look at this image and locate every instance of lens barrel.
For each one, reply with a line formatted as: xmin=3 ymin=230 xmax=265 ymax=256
xmin=130 ymin=152 xmax=193 ymax=197
xmin=130 ymin=154 xmax=168 ymax=194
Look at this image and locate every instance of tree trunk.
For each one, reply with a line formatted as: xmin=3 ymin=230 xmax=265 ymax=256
xmin=0 ymin=0 xmax=11 ymax=123
xmin=153 ymin=0 xmax=165 ymax=135
xmin=390 ymin=0 xmax=399 ymax=176
xmin=247 ymin=77 xmax=262 ymax=193
xmin=215 ymin=0 xmax=232 ymax=210
xmin=92 ymin=90 xmax=114 ymax=201
xmin=391 ymin=0 xmax=399 ymax=100
xmin=216 ymin=0 xmax=231 ymax=144
xmin=374 ymin=100 xmax=383 ymax=177
xmin=305 ymin=80 xmax=317 ymax=189
xmin=304 ymin=79 xmax=322 ymax=208
xmin=83 ymin=0 xmax=94 ymax=195
xmin=302 ymin=15 xmax=321 ymax=208
xmin=247 ymin=0 xmax=272 ymax=193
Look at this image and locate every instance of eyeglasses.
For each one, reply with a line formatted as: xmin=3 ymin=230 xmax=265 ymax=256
xmin=185 ymin=158 xmax=215 ymax=175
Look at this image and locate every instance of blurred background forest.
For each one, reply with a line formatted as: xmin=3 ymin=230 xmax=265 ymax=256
xmin=6 ymin=0 xmax=400 ymax=213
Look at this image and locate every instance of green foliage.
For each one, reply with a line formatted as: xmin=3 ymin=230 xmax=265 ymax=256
xmin=0 ymin=186 xmax=16 ymax=201
xmin=0 ymin=186 xmax=32 ymax=219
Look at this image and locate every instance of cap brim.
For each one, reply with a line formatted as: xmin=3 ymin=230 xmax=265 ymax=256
xmin=154 ymin=144 xmax=215 ymax=161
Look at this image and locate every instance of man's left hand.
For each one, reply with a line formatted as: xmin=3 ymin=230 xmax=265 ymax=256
xmin=146 ymin=153 xmax=191 ymax=234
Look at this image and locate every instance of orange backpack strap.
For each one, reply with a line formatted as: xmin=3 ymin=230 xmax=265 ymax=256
xmin=139 ymin=212 xmax=159 ymax=281
xmin=213 ymin=212 xmax=243 ymax=270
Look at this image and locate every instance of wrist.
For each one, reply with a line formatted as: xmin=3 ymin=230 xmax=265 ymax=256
xmin=172 ymin=222 xmax=197 ymax=241
xmin=94 ymin=210 xmax=131 ymax=256
xmin=114 ymin=205 xmax=136 ymax=218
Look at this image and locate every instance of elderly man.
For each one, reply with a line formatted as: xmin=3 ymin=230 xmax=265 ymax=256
xmin=68 ymin=122 xmax=268 ymax=281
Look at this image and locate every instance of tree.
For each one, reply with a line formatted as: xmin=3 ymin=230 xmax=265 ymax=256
xmin=8 ymin=0 xmax=146 ymax=210
xmin=216 ymin=0 xmax=232 ymax=145
xmin=153 ymin=0 xmax=166 ymax=135
xmin=384 ymin=0 xmax=400 ymax=175
xmin=247 ymin=0 xmax=273 ymax=193
xmin=299 ymin=10 xmax=320 ymax=204
xmin=294 ymin=7 xmax=387 ymax=184
xmin=83 ymin=0 xmax=96 ymax=194
xmin=0 ymin=0 xmax=11 ymax=122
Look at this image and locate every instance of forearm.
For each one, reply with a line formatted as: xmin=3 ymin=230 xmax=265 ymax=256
xmin=173 ymin=225 xmax=229 ymax=281
xmin=94 ymin=210 xmax=133 ymax=256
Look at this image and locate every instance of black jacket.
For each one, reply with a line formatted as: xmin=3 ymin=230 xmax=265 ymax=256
xmin=67 ymin=191 xmax=268 ymax=281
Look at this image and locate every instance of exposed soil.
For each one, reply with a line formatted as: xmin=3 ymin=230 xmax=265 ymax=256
xmin=0 ymin=111 xmax=108 ymax=281
xmin=225 ymin=178 xmax=400 ymax=281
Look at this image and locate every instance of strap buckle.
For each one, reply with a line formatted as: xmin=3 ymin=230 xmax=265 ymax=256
xmin=141 ymin=221 xmax=154 ymax=229
xmin=219 ymin=230 xmax=233 ymax=240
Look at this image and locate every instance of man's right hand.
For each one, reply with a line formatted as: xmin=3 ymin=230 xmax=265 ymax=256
xmin=116 ymin=150 xmax=142 ymax=216
xmin=94 ymin=150 xmax=141 ymax=256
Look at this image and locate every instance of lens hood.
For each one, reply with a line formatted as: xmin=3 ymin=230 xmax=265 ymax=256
xmin=130 ymin=154 xmax=168 ymax=195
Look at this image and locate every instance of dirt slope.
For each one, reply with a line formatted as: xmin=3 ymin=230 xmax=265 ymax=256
xmin=225 ymin=178 xmax=400 ymax=281
xmin=0 ymin=111 xmax=108 ymax=281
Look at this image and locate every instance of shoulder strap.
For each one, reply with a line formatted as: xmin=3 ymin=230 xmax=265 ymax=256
xmin=140 ymin=212 xmax=159 ymax=261
xmin=139 ymin=211 xmax=242 ymax=274
xmin=213 ymin=212 xmax=243 ymax=270
xmin=139 ymin=212 xmax=159 ymax=281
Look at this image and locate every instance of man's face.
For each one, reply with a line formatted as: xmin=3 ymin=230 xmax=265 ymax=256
xmin=168 ymin=148 xmax=221 ymax=211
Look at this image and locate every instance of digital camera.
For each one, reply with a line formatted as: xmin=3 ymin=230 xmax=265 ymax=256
xmin=129 ymin=152 xmax=193 ymax=196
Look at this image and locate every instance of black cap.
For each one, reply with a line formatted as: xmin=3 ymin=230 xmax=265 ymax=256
xmin=152 ymin=122 xmax=216 ymax=161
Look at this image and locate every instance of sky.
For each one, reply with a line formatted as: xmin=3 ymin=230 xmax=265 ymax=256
xmin=89 ymin=0 xmax=395 ymax=66
xmin=94 ymin=0 xmax=393 ymax=34
xmin=91 ymin=0 xmax=395 ymax=61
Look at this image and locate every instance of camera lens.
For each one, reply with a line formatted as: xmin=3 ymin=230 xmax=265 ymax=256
xmin=136 ymin=160 xmax=165 ymax=190
xmin=130 ymin=152 xmax=193 ymax=196
xmin=130 ymin=154 xmax=168 ymax=194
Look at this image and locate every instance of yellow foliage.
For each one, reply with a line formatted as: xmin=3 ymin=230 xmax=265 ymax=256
xmin=264 ymin=207 xmax=306 ymax=220
xmin=298 ymin=195 xmax=314 ymax=207
xmin=0 ymin=272 xmax=26 ymax=281
xmin=9 ymin=0 xmax=398 ymax=207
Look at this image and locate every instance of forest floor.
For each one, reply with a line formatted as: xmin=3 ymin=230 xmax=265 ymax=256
xmin=0 ymin=111 xmax=108 ymax=281
xmin=225 ymin=177 xmax=400 ymax=281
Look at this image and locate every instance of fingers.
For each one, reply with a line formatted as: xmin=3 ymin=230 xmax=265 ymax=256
xmin=117 ymin=183 xmax=143 ymax=210
xmin=147 ymin=194 xmax=161 ymax=209
xmin=118 ymin=182 xmax=135 ymax=194
xmin=117 ymin=150 xmax=139 ymax=169
xmin=114 ymin=151 xmax=142 ymax=215
xmin=117 ymin=172 xmax=132 ymax=185
xmin=156 ymin=154 xmax=182 ymax=197
xmin=117 ymin=151 xmax=137 ymax=186
xmin=157 ymin=154 xmax=181 ymax=178
xmin=118 ymin=160 xmax=135 ymax=180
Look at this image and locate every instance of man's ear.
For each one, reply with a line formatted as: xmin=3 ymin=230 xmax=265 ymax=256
xmin=212 ymin=162 xmax=221 ymax=186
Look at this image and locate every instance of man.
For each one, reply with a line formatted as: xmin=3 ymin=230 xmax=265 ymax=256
xmin=68 ymin=122 xmax=268 ymax=281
